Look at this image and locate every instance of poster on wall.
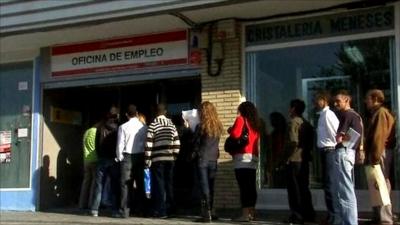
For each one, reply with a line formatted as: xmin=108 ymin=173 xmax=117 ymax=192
xmin=50 ymin=106 xmax=82 ymax=125
xmin=0 ymin=131 xmax=12 ymax=163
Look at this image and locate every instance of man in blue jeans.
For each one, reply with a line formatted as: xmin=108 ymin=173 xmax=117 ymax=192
xmin=332 ymin=90 xmax=364 ymax=225
xmin=90 ymin=106 xmax=120 ymax=217
xmin=315 ymin=91 xmax=339 ymax=225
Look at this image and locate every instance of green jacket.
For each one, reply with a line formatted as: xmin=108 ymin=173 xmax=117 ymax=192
xmin=83 ymin=127 xmax=98 ymax=163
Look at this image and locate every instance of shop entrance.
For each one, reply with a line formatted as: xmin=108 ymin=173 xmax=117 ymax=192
xmin=40 ymin=77 xmax=200 ymax=210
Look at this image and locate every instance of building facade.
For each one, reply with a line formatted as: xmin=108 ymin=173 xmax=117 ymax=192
xmin=0 ymin=0 xmax=399 ymax=212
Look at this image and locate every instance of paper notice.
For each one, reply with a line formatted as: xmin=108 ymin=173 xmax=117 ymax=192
xmin=18 ymin=81 xmax=28 ymax=91
xmin=0 ymin=131 xmax=12 ymax=145
xmin=18 ymin=128 xmax=28 ymax=138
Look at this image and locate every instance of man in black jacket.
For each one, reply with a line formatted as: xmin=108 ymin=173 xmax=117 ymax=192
xmin=90 ymin=106 xmax=120 ymax=217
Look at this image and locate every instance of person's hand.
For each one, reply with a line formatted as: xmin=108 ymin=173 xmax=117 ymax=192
xmin=355 ymin=150 xmax=365 ymax=165
xmin=115 ymin=157 xmax=122 ymax=162
xmin=227 ymin=127 xmax=232 ymax=133
xmin=183 ymin=120 xmax=189 ymax=128
xmin=145 ymin=159 xmax=152 ymax=168
xmin=335 ymin=142 xmax=345 ymax=149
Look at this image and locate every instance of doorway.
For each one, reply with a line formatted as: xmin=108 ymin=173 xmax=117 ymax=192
xmin=40 ymin=77 xmax=200 ymax=209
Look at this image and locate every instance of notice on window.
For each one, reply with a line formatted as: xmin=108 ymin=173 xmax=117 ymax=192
xmin=18 ymin=128 xmax=28 ymax=138
xmin=0 ymin=131 xmax=12 ymax=163
xmin=18 ymin=81 xmax=28 ymax=91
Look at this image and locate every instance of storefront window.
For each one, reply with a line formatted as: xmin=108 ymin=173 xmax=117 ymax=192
xmin=246 ymin=36 xmax=398 ymax=190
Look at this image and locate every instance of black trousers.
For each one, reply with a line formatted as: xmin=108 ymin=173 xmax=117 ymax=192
xmin=286 ymin=161 xmax=315 ymax=221
xmin=151 ymin=161 xmax=175 ymax=216
xmin=234 ymin=168 xmax=257 ymax=208
xmin=320 ymin=149 xmax=335 ymax=222
xmin=119 ymin=153 xmax=145 ymax=216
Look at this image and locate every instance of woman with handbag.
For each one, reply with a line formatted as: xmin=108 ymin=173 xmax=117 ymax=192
xmin=228 ymin=101 xmax=261 ymax=222
xmin=191 ymin=101 xmax=224 ymax=222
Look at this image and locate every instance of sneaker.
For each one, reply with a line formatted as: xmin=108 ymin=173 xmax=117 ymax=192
xmin=90 ymin=211 xmax=98 ymax=217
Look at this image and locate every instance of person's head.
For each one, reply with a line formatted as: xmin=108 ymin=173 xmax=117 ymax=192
xmin=106 ymin=105 xmax=119 ymax=120
xmin=138 ymin=113 xmax=146 ymax=124
xmin=126 ymin=104 xmax=137 ymax=118
xmin=314 ymin=90 xmax=331 ymax=110
xmin=156 ymin=103 xmax=167 ymax=116
xmin=237 ymin=101 xmax=260 ymax=132
xmin=334 ymin=89 xmax=352 ymax=111
xmin=199 ymin=101 xmax=223 ymax=138
xmin=269 ymin=112 xmax=286 ymax=130
xmin=365 ymin=89 xmax=384 ymax=110
xmin=289 ymin=99 xmax=305 ymax=117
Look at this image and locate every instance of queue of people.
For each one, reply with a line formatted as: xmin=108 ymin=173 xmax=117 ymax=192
xmin=77 ymin=88 xmax=397 ymax=225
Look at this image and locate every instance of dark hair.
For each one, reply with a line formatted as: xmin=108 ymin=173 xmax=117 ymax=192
xmin=315 ymin=90 xmax=331 ymax=102
xmin=238 ymin=101 xmax=260 ymax=132
xmin=126 ymin=104 xmax=137 ymax=117
xmin=156 ymin=103 xmax=167 ymax=116
xmin=269 ymin=112 xmax=286 ymax=131
xmin=106 ymin=105 xmax=119 ymax=119
xmin=335 ymin=89 xmax=351 ymax=97
xmin=290 ymin=99 xmax=305 ymax=115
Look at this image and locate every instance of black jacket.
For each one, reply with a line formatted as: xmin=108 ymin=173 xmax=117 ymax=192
xmin=95 ymin=118 xmax=118 ymax=159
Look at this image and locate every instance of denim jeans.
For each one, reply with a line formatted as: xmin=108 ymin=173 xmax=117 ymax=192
xmin=90 ymin=158 xmax=120 ymax=214
xmin=151 ymin=161 xmax=175 ymax=217
xmin=198 ymin=161 xmax=217 ymax=210
xmin=320 ymin=148 xmax=338 ymax=224
xmin=331 ymin=147 xmax=357 ymax=225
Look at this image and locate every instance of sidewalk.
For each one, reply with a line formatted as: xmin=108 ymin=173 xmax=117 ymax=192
xmin=0 ymin=209 xmax=300 ymax=225
xmin=1 ymin=209 xmax=398 ymax=225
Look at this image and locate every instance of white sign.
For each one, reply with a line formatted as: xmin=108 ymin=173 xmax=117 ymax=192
xmin=18 ymin=81 xmax=28 ymax=90
xmin=51 ymin=30 xmax=188 ymax=77
xmin=18 ymin=128 xmax=28 ymax=138
xmin=0 ymin=131 xmax=11 ymax=145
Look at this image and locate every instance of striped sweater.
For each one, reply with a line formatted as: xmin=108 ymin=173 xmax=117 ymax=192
xmin=145 ymin=115 xmax=180 ymax=163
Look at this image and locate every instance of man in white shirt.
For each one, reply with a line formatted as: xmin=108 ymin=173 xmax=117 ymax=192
xmin=116 ymin=104 xmax=147 ymax=218
xmin=315 ymin=91 xmax=339 ymax=225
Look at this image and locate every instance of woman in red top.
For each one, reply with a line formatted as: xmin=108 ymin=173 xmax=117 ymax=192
xmin=228 ymin=101 xmax=261 ymax=222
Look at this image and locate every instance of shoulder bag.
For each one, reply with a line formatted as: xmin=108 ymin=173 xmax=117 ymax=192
xmin=224 ymin=121 xmax=249 ymax=154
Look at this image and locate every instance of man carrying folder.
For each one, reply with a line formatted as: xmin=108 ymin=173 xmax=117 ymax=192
xmin=332 ymin=90 xmax=364 ymax=225
xmin=364 ymin=89 xmax=395 ymax=225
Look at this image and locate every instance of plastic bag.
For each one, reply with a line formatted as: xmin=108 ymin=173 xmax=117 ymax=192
xmin=144 ymin=168 xmax=151 ymax=199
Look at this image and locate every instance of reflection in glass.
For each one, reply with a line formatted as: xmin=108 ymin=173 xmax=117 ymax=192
xmin=247 ymin=36 xmax=397 ymax=190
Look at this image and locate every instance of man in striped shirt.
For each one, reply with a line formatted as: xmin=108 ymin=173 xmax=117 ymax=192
xmin=145 ymin=104 xmax=180 ymax=218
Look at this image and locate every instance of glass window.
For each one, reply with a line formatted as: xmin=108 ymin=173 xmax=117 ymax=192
xmin=0 ymin=62 xmax=33 ymax=188
xmin=246 ymin=36 xmax=398 ymax=190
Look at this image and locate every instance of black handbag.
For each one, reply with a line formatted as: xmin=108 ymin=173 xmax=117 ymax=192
xmin=224 ymin=122 xmax=249 ymax=154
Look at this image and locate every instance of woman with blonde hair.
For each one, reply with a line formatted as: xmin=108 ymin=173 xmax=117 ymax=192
xmin=192 ymin=101 xmax=223 ymax=222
